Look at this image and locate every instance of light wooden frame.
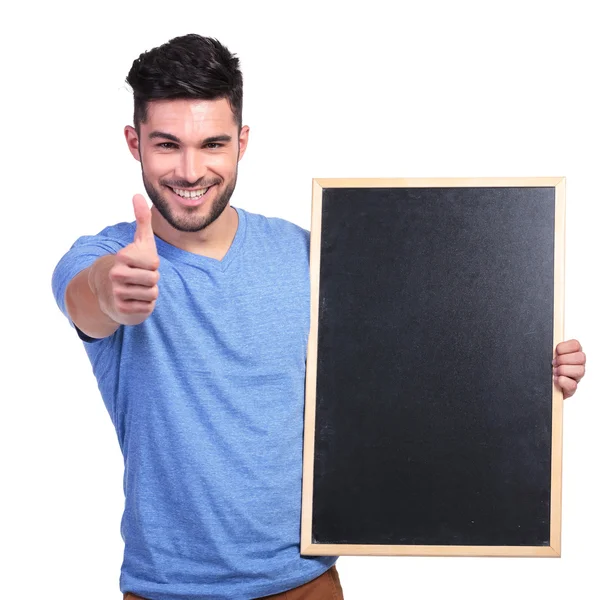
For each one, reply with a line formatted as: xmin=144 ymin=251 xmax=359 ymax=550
xmin=301 ymin=177 xmax=566 ymax=557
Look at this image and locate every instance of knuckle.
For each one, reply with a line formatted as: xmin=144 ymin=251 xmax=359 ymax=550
xmin=123 ymin=302 xmax=136 ymax=315
xmin=114 ymin=286 xmax=129 ymax=300
xmin=116 ymin=300 xmax=129 ymax=314
xmin=116 ymin=248 xmax=130 ymax=262
xmin=109 ymin=269 xmax=125 ymax=282
xmin=140 ymin=302 xmax=153 ymax=315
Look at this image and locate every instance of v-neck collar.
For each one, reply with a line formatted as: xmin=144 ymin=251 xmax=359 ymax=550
xmin=148 ymin=206 xmax=246 ymax=273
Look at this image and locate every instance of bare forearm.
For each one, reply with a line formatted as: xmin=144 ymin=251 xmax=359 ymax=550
xmin=65 ymin=255 xmax=120 ymax=339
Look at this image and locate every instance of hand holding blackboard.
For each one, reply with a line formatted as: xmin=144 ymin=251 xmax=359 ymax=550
xmin=553 ymin=339 xmax=586 ymax=398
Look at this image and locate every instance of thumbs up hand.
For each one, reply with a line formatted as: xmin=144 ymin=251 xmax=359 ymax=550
xmin=94 ymin=194 xmax=161 ymax=326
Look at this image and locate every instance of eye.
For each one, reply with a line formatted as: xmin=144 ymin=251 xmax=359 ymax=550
xmin=205 ymin=143 xmax=223 ymax=149
xmin=157 ymin=142 xmax=178 ymax=149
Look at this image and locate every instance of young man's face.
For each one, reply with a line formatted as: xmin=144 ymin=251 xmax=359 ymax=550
xmin=125 ymin=97 xmax=249 ymax=233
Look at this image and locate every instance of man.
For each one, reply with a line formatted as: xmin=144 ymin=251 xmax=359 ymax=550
xmin=51 ymin=34 xmax=586 ymax=600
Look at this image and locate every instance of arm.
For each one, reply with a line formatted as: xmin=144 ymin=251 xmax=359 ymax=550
xmin=64 ymin=195 xmax=160 ymax=340
xmin=65 ymin=256 xmax=121 ymax=340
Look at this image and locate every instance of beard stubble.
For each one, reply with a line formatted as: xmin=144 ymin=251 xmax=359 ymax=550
xmin=141 ymin=162 xmax=238 ymax=233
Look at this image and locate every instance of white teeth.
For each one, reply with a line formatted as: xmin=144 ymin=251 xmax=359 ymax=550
xmin=172 ymin=187 xmax=209 ymax=198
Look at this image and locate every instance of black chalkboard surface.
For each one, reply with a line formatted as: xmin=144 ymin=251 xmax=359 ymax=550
xmin=301 ymin=178 xmax=565 ymax=557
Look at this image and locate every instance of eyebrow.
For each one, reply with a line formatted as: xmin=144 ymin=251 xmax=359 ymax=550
xmin=148 ymin=131 xmax=233 ymax=145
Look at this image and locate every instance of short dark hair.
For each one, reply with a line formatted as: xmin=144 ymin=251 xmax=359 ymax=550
xmin=126 ymin=34 xmax=243 ymax=132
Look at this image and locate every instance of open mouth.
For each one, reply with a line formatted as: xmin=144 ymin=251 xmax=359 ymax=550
xmin=167 ymin=185 xmax=214 ymax=206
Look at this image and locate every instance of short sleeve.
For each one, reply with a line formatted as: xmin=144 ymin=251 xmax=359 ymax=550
xmin=51 ymin=223 xmax=133 ymax=336
xmin=74 ymin=323 xmax=103 ymax=343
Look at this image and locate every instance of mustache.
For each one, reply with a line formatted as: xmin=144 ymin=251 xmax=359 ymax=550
xmin=161 ymin=178 xmax=220 ymax=189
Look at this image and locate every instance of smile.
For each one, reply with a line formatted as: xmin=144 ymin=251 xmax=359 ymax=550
xmin=170 ymin=186 xmax=211 ymax=199
xmin=167 ymin=184 xmax=214 ymax=207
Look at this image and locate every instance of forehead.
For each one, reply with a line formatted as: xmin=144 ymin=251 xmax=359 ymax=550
xmin=143 ymin=97 xmax=236 ymax=137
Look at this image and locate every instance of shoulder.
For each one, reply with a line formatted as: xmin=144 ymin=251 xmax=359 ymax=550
xmin=97 ymin=221 xmax=136 ymax=239
xmin=70 ymin=221 xmax=135 ymax=251
xmin=239 ymin=207 xmax=309 ymax=248
xmin=52 ymin=221 xmax=135 ymax=306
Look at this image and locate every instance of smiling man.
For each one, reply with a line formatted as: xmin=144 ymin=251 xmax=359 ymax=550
xmin=51 ymin=34 xmax=585 ymax=600
xmin=126 ymin=97 xmax=246 ymax=256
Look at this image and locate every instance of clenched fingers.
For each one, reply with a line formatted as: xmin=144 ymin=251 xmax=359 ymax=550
xmin=553 ymin=364 xmax=585 ymax=382
xmin=116 ymin=245 xmax=160 ymax=271
xmin=554 ymin=375 xmax=578 ymax=398
xmin=115 ymin=284 xmax=160 ymax=302
xmin=553 ymin=350 xmax=586 ymax=367
xmin=114 ymin=299 xmax=157 ymax=317
xmin=110 ymin=265 xmax=160 ymax=287
xmin=555 ymin=339 xmax=582 ymax=355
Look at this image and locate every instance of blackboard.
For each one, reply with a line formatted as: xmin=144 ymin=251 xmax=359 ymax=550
xmin=301 ymin=178 xmax=565 ymax=557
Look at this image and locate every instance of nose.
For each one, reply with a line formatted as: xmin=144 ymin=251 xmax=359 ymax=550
xmin=178 ymin=148 xmax=208 ymax=186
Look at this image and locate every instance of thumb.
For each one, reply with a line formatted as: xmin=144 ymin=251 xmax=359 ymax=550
xmin=132 ymin=194 xmax=157 ymax=251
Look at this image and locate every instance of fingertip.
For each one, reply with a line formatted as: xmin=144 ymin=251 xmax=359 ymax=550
xmin=556 ymin=374 xmax=577 ymax=397
xmin=133 ymin=193 xmax=147 ymax=212
xmin=133 ymin=194 xmax=152 ymax=225
xmin=557 ymin=338 xmax=582 ymax=355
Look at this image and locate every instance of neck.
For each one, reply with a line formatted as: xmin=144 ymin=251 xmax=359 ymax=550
xmin=151 ymin=204 xmax=239 ymax=260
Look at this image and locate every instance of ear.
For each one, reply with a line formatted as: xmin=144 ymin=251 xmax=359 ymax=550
xmin=237 ymin=125 xmax=250 ymax=161
xmin=124 ymin=125 xmax=141 ymax=162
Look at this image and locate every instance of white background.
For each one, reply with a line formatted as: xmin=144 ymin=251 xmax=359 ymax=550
xmin=2 ymin=0 xmax=598 ymax=598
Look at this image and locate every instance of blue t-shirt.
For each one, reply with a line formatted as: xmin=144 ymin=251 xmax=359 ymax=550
xmin=51 ymin=206 xmax=337 ymax=600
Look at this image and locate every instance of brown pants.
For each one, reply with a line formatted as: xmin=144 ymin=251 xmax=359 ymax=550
xmin=123 ymin=564 xmax=344 ymax=600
